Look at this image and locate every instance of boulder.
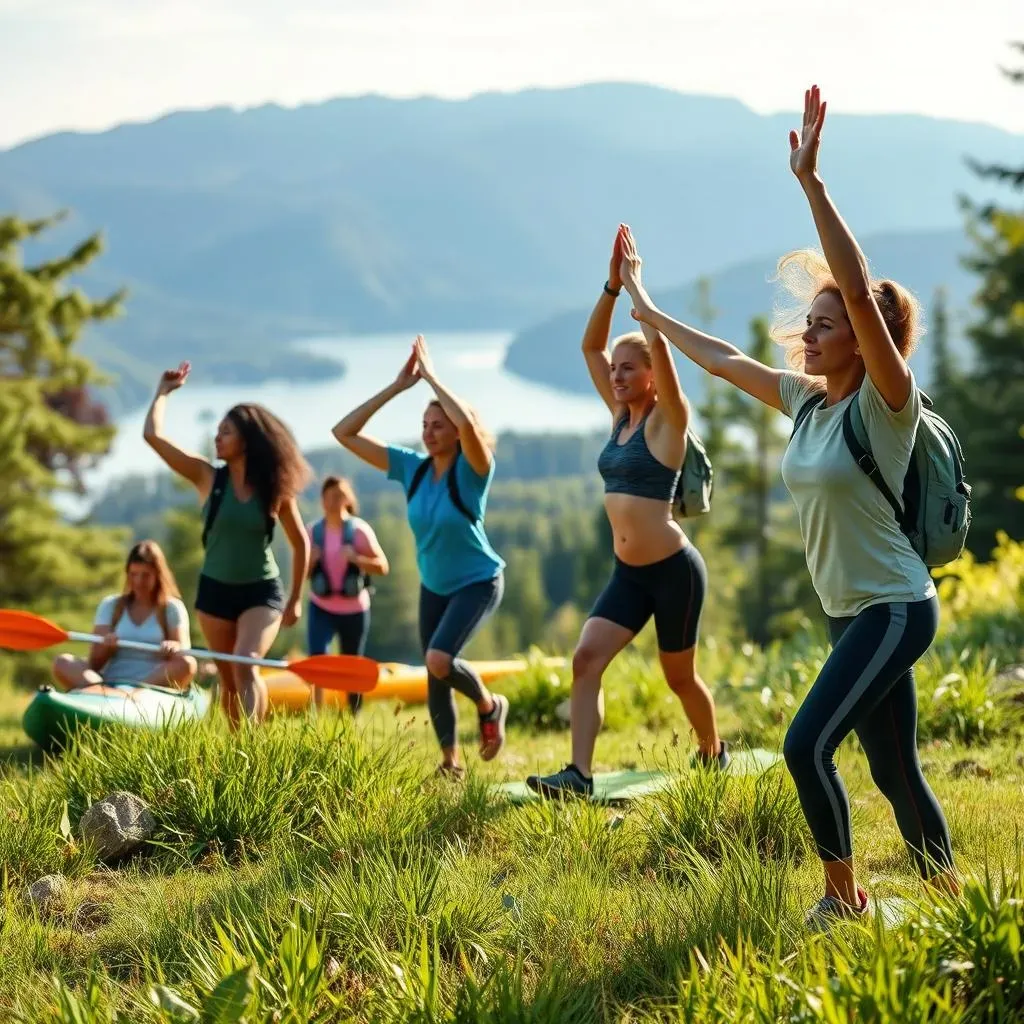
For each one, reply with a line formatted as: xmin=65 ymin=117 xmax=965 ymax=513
xmin=79 ymin=791 xmax=155 ymax=860
xmin=25 ymin=873 xmax=69 ymax=916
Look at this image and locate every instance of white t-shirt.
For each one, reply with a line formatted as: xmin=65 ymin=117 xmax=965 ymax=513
xmin=93 ymin=595 xmax=191 ymax=684
xmin=779 ymin=371 xmax=936 ymax=618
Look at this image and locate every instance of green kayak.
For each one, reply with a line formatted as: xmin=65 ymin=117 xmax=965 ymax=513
xmin=22 ymin=682 xmax=211 ymax=751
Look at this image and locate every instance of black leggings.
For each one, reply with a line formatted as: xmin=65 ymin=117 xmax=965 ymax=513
xmin=783 ymin=597 xmax=954 ymax=878
xmin=590 ymin=544 xmax=706 ymax=652
xmin=419 ymin=575 xmax=504 ymax=749
xmin=306 ymin=601 xmax=370 ymax=712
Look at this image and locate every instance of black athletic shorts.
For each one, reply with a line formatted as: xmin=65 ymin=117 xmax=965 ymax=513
xmin=195 ymin=574 xmax=285 ymax=622
xmin=589 ymin=545 xmax=706 ymax=652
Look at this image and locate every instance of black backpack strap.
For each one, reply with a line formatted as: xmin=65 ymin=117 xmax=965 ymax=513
xmin=841 ymin=402 xmax=906 ymax=526
xmin=445 ymin=452 xmax=476 ymax=523
xmin=405 ymin=453 xmax=476 ymax=523
xmin=406 ymin=458 xmax=432 ymax=503
xmin=790 ymin=393 xmax=825 ymax=439
xmin=201 ymin=465 xmax=229 ymax=549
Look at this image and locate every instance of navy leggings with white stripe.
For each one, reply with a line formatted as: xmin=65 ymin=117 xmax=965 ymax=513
xmin=783 ymin=596 xmax=954 ymax=879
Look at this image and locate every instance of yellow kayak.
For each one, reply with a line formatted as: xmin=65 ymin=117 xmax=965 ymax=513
xmin=264 ymin=657 xmax=565 ymax=712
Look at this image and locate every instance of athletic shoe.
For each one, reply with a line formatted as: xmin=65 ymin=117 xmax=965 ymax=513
xmin=479 ymin=694 xmax=509 ymax=762
xmin=525 ymin=763 xmax=594 ymax=800
xmin=804 ymin=886 xmax=870 ymax=932
xmin=691 ymin=739 xmax=731 ymax=771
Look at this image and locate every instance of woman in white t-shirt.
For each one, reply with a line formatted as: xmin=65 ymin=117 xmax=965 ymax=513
xmin=622 ymin=86 xmax=957 ymax=929
xmin=52 ymin=541 xmax=197 ymax=690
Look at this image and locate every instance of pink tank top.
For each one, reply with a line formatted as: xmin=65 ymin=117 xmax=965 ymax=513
xmin=308 ymin=517 xmax=374 ymax=615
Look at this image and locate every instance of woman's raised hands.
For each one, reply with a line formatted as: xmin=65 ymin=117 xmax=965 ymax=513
xmin=789 ymin=84 xmax=827 ymax=183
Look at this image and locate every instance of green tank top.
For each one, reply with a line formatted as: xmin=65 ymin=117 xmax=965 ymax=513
xmin=201 ymin=479 xmax=279 ymax=584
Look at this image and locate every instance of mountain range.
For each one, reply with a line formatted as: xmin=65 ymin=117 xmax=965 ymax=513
xmin=1 ymin=82 xmax=1015 ymax=412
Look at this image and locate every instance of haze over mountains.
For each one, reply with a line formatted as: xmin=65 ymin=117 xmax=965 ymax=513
xmin=1 ymin=82 xmax=1015 ymax=410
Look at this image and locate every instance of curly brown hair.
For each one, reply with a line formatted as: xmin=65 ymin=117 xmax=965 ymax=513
xmin=771 ymin=249 xmax=924 ymax=371
xmin=226 ymin=404 xmax=313 ymax=520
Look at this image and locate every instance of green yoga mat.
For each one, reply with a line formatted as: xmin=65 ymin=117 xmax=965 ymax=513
xmin=496 ymin=748 xmax=783 ymax=805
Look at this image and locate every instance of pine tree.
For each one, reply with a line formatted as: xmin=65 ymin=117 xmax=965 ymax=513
xmin=690 ymin=277 xmax=728 ymax=464
xmin=929 ymin=285 xmax=959 ymax=412
xmin=955 ymin=42 xmax=1024 ymax=552
xmin=0 ymin=213 xmax=127 ymax=613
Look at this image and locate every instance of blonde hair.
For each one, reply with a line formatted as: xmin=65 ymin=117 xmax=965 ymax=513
xmin=425 ymin=399 xmax=496 ymax=451
xmin=770 ymin=249 xmax=924 ymax=371
xmin=611 ymin=332 xmax=652 ymax=367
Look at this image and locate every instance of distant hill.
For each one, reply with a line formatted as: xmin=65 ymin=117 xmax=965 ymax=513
xmin=1 ymin=83 xmax=1015 ymax=410
xmin=505 ymin=227 xmax=978 ymax=397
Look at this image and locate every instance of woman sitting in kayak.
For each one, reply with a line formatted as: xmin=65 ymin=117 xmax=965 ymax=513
xmin=143 ymin=361 xmax=313 ymax=726
xmin=52 ymin=540 xmax=197 ymax=690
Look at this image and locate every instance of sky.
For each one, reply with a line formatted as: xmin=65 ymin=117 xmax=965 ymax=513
xmin=1 ymin=0 xmax=1022 ymax=149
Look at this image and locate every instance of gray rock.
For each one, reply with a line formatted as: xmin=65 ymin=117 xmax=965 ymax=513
xmin=25 ymin=874 xmax=69 ymax=915
xmin=79 ymin=791 xmax=156 ymax=860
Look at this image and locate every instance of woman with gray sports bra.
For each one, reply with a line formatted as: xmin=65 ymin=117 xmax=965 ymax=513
xmin=527 ymin=225 xmax=727 ymax=799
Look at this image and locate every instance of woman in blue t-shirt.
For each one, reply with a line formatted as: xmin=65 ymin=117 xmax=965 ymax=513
xmin=332 ymin=335 xmax=509 ymax=778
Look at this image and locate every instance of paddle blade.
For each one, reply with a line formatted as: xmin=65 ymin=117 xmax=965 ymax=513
xmin=287 ymin=654 xmax=379 ymax=693
xmin=0 ymin=610 xmax=71 ymax=652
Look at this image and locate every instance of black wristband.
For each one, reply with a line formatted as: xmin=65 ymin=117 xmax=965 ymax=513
xmin=603 ymin=281 xmax=621 ymax=298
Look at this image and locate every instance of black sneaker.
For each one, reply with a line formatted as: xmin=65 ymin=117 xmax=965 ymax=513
xmin=526 ymin=763 xmax=594 ymax=800
xmin=479 ymin=694 xmax=509 ymax=762
xmin=691 ymin=739 xmax=731 ymax=771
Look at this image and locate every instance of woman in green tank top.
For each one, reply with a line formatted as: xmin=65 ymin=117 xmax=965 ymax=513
xmin=143 ymin=361 xmax=313 ymax=726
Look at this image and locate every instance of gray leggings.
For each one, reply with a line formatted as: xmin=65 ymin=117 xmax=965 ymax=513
xmin=418 ymin=575 xmax=504 ymax=749
xmin=783 ymin=596 xmax=954 ymax=879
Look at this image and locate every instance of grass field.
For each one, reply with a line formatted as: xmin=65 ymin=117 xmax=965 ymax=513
xmin=2 ymin=606 xmax=1024 ymax=1024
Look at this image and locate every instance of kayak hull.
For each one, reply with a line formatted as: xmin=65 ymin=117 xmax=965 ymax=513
xmin=265 ymin=657 xmax=565 ymax=712
xmin=22 ymin=682 xmax=211 ymax=752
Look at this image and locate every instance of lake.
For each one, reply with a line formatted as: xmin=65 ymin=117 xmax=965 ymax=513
xmin=85 ymin=330 xmax=610 ymax=498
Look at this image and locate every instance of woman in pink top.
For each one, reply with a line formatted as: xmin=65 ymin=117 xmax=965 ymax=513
xmin=307 ymin=476 xmax=389 ymax=711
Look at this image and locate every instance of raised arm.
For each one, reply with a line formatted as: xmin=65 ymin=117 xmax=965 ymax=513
xmin=413 ymin=335 xmax=493 ymax=476
xmin=142 ymin=362 xmax=215 ymax=498
xmin=619 ymin=225 xmax=689 ymax=433
xmin=331 ymin=350 xmax=420 ymax=472
xmin=278 ymin=496 xmax=311 ymax=628
xmin=630 ymin=288 xmax=787 ymax=413
xmin=791 ymin=85 xmax=910 ymax=411
xmin=581 ymin=233 xmax=625 ymax=416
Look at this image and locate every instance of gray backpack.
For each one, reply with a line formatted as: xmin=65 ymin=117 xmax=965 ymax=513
xmin=673 ymin=428 xmax=714 ymax=519
xmin=792 ymin=390 xmax=971 ymax=567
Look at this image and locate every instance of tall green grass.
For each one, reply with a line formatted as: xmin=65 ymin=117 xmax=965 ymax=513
xmin=2 ymin=536 xmax=1024 ymax=1022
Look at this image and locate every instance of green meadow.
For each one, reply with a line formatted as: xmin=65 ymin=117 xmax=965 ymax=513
xmin=1 ymin=542 xmax=1022 ymax=1023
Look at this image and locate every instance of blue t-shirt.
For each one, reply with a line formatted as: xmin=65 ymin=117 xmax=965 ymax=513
xmin=387 ymin=444 xmax=505 ymax=596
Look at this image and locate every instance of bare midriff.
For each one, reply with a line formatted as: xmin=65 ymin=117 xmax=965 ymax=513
xmin=603 ymin=492 xmax=687 ymax=566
